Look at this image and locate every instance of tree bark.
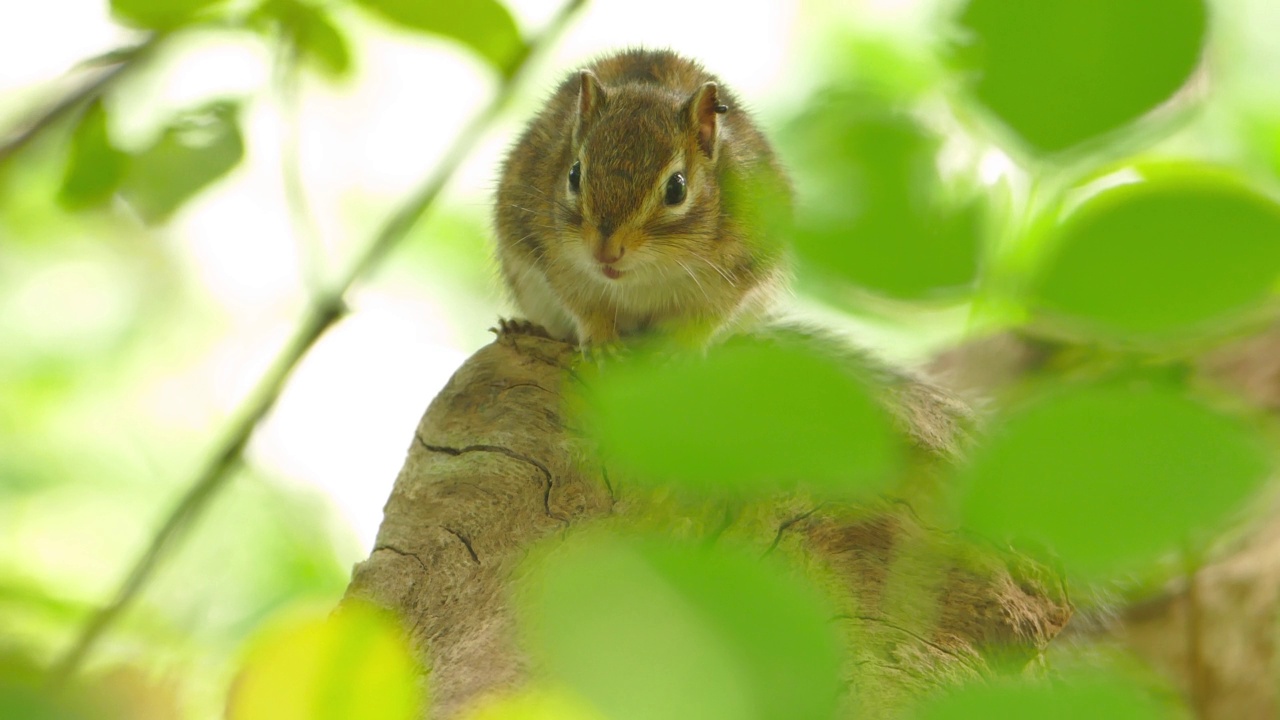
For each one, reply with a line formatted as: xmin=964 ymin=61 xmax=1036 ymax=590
xmin=342 ymin=327 xmax=1073 ymax=719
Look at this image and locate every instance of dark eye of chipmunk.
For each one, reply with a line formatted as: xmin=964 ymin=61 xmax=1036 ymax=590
xmin=568 ymin=160 xmax=581 ymax=194
xmin=664 ymin=172 xmax=686 ymax=205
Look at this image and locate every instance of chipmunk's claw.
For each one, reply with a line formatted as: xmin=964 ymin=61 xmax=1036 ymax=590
xmin=492 ymin=317 xmax=553 ymax=339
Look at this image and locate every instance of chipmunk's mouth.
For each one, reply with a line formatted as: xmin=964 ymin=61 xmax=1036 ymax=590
xmin=601 ymin=265 xmax=623 ymax=280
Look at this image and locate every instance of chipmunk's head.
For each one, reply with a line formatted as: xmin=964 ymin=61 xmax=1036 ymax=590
xmin=556 ymin=70 xmax=729 ymax=284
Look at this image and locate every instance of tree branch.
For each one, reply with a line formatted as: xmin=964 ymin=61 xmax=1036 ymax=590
xmin=0 ymin=37 xmax=159 ymax=167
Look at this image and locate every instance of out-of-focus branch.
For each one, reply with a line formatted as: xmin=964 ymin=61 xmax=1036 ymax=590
xmin=48 ymin=0 xmax=588 ymax=686
xmin=0 ymin=37 xmax=159 ymax=167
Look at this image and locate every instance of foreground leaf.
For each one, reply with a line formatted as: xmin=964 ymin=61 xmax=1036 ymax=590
xmin=959 ymin=381 xmax=1269 ymax=578
xmin=355 ymin=0 xmax=523 ymax=74
xmin=784 ymin=92 xmax=982 ymax=299
xmin=951 ymin=0 xmax=1207 ymax=153
xmin=519 ymin=534 xmax=842 ymax=720
xmin=1031 ymin=166 xmax=1280 ymax=343
xmin=227 ymin=602 xmax=424 ymax=720
xmin=579 ymin=337 xmax=901 ymax=498
xmin=59 ymin=100 xmax=128 ymax=210
xmin=121 ymin=101 xmax=244 ymax=224
xmin=915 ymin=674 xmax=1180 ymax=719
xmin=111 ymin=0 xmax=225 ymax=30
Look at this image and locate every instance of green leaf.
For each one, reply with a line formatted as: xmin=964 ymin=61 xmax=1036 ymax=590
xmin=121 ymin=101 xmax=244 ymax=225
xmin=519 ymin=534 xmax=843 ymax=720
xmin=111 ymin=0 xmax=225 ymax=30
xmin=259 ymin=0 xmax=354 ymax=79
xmin=916 ymin=675 xmax=1179 ymax=720
xmin=355 ymin=0 xmax=523 ymax=74
xmin=59 ymin=100 xmax=128 ymax=210
xmin=784 ymin=92 xmax=983 ymax=300
xmin=0 ymin=654 xmax=96 ymax=720
xmin=950 ymin=0 xmax=1207 ymax=153
xmin=578 ymin=337 xmax=902 ymax=498
xmin=227 ymin=602 xmax=424 ymax=720
xmin=959 ymin=381 xmax=1270 ymax=579
xmin=1030 ymin=166 xmax=1280 ymax=342
xmin=294 ymin=8 xmax=352 ymax=78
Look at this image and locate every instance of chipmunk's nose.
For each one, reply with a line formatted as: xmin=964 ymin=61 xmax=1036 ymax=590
xmin=593 ymin=219 xmax=625 ymax=264
xmin=594 ymin=242 xmax=625 ymax=265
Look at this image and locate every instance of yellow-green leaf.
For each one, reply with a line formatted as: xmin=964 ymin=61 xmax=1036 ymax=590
xmin=227 ymin=602 xmax=424 ymax=720
xmin=355 ymin=0 xmax=523 ymax=75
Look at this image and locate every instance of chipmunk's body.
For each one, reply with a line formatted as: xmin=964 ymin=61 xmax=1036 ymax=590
xmin=495 ymin=49 xmax=791 ymax=346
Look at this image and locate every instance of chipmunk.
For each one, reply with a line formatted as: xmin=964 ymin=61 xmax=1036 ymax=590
xmin=494 ymin=48 xmax=792 ymax=347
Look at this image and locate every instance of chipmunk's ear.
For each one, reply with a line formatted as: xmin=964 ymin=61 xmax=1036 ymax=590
xmin=685 ymin=82 xmax=726 ymax=160
xmin=574 ymin=70 xmax=606 ymax=144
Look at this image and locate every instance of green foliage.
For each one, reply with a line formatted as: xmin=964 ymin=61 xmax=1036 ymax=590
xmin=579 ymin=338 xmax=901 ymax=498
xmin=519 ymin=533 xmax=842 ymax=720
xmin=914 ymin=673 xmax=1180 ymax=719
xmin=785 ymin=91 xmax=983 ymax=300
xmin=121 ymin=101 xmax=244 ymax=224
xmin=354 ymin=0 xmax=524 ymax=75
xmin=228 ymin=602 xmax=424 ymax=720
xmin=257 ymin=0 xmax=354 ymax=79
xmin=5 ymin=0 xmax=1280 ymax=716
xmin=951 ymin=0 xmax=1207 ymax=153
xmin=111 ymin=0 xmax=226 ymax=30
xmin=1031 ymin=165 xmax=1280 ymax=342
xmin=59 ymin=100 xmax=128 ymax=210
xmin=959 ymin=381 xmax=1270 ymax=578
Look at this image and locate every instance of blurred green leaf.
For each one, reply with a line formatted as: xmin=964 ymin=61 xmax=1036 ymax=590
xmin=914 ymin=674 xmax=1179 ymax=719
xmin=293 ymin=8 xmax=351 ymax=78
xmin=519 ymin=534 xmax=842 ymax=720
xmin=0 ymin=654 xmax=96 ymax=720
xmin=951 ymin=0 xmax=1207 ymax=153
xmin=960 ymin=381 xmax=1270 ymax=578
xmin=227 ymin=602 xmax=424 ymax=720
xmin=1031 ymin=167 xmax=1280 ymax=342
xmin=259 ymin=0 xmax=353 ymax=79
xmin=111 ymin=0 xmax=225 ymax=30
xmin=121 ymin=101 xmax=244 ymax=224
xmin=354 ymin=0 xmax=523 ymax=74
xmin=578 ymin=337 xmax=901 ymax=497
xmin=784 ymin=92 xmax=983 ymax=299
xmin=462 ymin=687 xmax=605 ymax=720
xmin=59 ymin=100 xmax=128 ymax=210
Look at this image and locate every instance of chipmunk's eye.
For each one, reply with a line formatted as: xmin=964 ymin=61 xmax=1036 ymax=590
xmin=664 ymin=171 xmax=686 ymax=205
xmin=568 ymin=160 xmax=581 ymax=194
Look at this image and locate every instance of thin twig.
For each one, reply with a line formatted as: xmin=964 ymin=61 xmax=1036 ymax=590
xmin=0 ymin=36 xmax=159 ymax=167
xmin=47 ymin=0 xmax=587 ymax=686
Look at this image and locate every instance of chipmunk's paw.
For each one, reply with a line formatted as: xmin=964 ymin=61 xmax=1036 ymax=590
xmin=491 ymin=317 xmax=553 ymax=339
xmin=577 ymin=340 xmax=628 ymax=368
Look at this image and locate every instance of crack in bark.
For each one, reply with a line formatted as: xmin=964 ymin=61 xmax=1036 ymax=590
xmin=764 ymin=504 xmax=826 ymax=556
xmin=375 ymin=544 xmax=431 ymax=575
xmin=416 ymin=435 xmax=568 ymax=523
xmin=442 ymin=527 xmax=480 ymax=564
xmin=837 ymin=613 xmax=982 ymax=674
